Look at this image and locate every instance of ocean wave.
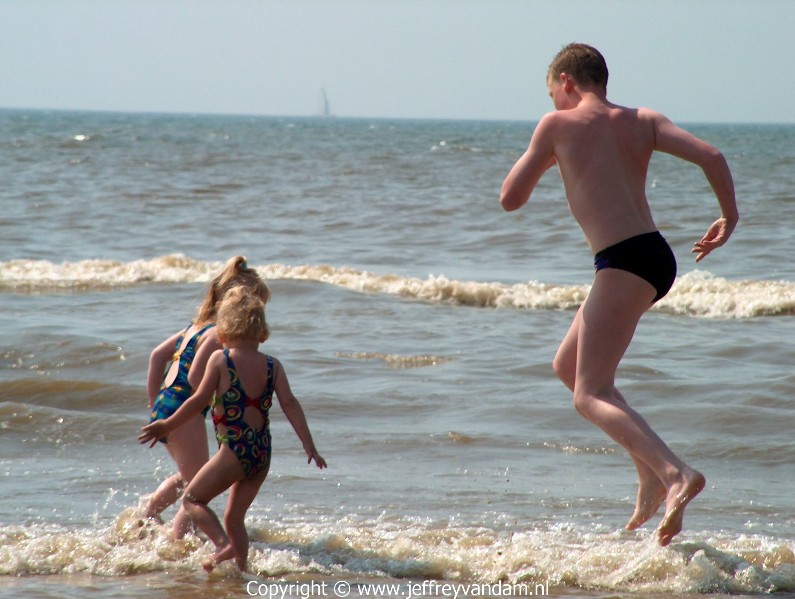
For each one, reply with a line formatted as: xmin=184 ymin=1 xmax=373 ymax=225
xmin=658 ymin=270 xmax=795 ymax=318
xmin=0 ymin=398 xmax=141 ymax=446
xmin=335 ymin=352 xmax=453 ymax=369
xmin=0 ymin=255 xmax=220 ymax=290
xmin=430 ymin=140 xmax=488 ymax=153
xmin=1 ymin=256 xmax=793 ymax=318
xmin=1 ymin=511 xmax=793 ymax=595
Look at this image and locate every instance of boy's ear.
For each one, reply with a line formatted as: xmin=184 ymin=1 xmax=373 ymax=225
xmin=560 ymin=73 xmax=575 ymax=91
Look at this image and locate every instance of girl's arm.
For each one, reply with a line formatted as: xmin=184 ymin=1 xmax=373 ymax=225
xmin=139 ymin=350 xmax=223 ymax=447
xmin=146 ymin=332 xmax=181 ymax=407
xmin=272 ymin=358 xmax=327 ymax=469
xmin=187 ymin=328 xmax=223 ymax=389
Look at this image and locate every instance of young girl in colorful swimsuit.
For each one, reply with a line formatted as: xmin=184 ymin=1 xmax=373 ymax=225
xmin=143 ymin=256 xmax=270 ymax=539
xmin=139 ymin=285 xmax=327 ymax=572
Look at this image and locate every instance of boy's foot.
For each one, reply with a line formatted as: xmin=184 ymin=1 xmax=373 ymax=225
xmin=656 ymin=468 xmax=705 ymax=546
xmin=202 ymin=544 xmax=236 ymax=572
xmin=626 ymin=478 xmax=666 ymax=530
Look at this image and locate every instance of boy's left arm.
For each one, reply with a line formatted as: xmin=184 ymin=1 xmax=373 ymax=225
xmin=652 ymin=111 xmax=738 ymax=261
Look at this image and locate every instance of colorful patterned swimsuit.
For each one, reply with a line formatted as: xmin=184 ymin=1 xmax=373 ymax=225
xmin=212 ymin=350 xmax=274 ymax=478
xmin=149 ymin=323 xmax=214 ymax=443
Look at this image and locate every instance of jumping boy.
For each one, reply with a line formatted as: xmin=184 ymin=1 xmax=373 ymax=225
xmin=500 ymin=43 xmax=738 ymax=546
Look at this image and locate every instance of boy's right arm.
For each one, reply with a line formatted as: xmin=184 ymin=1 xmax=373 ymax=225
xmin=500 ymin=113 xmax=557 ymax=212
xmin=652 ymin=112 xmax=739 ymax=261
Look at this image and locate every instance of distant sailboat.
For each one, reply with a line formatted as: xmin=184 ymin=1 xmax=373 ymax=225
xmin=318 ymin=88 xmax=333 ymax=118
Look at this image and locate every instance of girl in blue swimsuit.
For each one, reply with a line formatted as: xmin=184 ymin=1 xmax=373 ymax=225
xmin=142 ymin=256 xmax=271 ymax=539
xmin=139 ymin=285 xmax=326 ymax=573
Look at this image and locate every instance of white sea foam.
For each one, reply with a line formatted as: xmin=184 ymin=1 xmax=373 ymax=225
xmin=1 ymin=256 xmax=793 ymax=318
xmin=1 ymin=511 xmax=793 ymax=595
xmin=657 ymin=270 xmax=795 ymax=318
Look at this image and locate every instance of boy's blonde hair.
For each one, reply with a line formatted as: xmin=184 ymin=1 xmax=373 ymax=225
xmin=195 ymin=255 xmax=270 ymax=326
xmin=548 ymin=43 xmax=609 ymax=89
xmin=217 ymin=286 xmax=270 ymax=342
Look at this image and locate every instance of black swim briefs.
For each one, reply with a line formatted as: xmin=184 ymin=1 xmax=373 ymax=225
xmin=593 ymin=231 xmax=677 ymax=303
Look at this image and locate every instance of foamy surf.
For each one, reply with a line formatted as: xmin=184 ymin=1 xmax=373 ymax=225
xmin=0 ymin=511 xmax=793 ymax=595
xmin=336 ymin=352 xmax=452 ymax=369
xmin=0 ymin=255 xmax=220 ymax=290
xmin=2 ymin=255 xmax=793 ymax=318
xmin=658 ymin=270 xmax=795 ymax=318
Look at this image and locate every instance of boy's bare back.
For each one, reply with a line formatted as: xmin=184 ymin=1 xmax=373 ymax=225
xmin=501 ymin=50 xmax=736 ymax=261
xmin=536 ymin=99 xmax=661 ymax=253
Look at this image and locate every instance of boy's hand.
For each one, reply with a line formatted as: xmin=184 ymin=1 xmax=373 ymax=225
xmin=692 ymin=216 xmax=735 ymax=262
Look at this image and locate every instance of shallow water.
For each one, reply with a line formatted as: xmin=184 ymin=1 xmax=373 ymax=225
xmin=1 ymin=110 xmax=794 ymax=596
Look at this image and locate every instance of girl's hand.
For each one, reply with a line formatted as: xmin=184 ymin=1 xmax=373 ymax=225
xmin=306 ymin=447 xmax=327 ymax=469
xmin=138 ymin=421 xmax=167 ymax=448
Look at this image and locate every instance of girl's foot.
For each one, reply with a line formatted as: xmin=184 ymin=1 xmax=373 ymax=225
xmin=202 ymin=544 xmax=236 ymax=572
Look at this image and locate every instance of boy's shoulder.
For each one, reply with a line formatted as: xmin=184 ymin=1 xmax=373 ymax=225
xmin=634 ymin=106 xmax=667 ymax=122
xmin=531 ymin=110 xmax=569 ymax=139
xmin=539 ymin=104 xmax=669 ymax=136
xmin=532 ymin=108 xmax=594 ymax=142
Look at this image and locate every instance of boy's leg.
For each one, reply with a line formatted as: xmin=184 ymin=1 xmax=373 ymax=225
xmin=553 ymin=305 xmax=666 ymax=529
xmin=573 ymin=268 xmax=704 ymax=544
xmin=613 ymin=387 xmax=667 ymax=530
xmin=182 ymin=446 xmax=245 ymax=569
xmin=224 ymin=464 xmax=269 ymax=572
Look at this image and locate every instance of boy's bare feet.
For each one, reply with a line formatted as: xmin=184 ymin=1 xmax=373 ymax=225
xmin=656 ymin=468 xmax=705 ymax=546
xmin=626 ymin=477 xmax=667 ymax=530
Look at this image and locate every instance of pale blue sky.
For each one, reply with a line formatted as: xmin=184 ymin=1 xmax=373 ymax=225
xmin=1 ymin=0 xmax=793 ymax=123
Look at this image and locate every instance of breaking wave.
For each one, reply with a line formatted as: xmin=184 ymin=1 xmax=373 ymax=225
xmin=1 ymin=255 xmax=793 ymax=318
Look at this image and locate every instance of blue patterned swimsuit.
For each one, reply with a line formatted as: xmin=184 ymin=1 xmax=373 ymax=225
xmin=212 ymin=350 xmax=275 ymax=478
xmin=149 ymin=323 xmax=214 ymax=443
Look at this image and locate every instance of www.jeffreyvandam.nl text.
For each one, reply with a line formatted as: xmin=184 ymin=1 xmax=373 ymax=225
xmin=246 ymin=579 xmax=551 ymax=598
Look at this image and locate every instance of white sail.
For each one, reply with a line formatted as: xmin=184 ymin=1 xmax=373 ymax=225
xmin=319 ymin=88 xmax=332 ymax=117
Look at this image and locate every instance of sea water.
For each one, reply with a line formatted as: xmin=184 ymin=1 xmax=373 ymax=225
xmin=1 ymin=110 xmax=794 ymax=597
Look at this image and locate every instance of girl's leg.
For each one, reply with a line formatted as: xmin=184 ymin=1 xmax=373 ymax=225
xmin=224 ymin=457 xmax=270 ymax=572
xmin=144 ymin=473 xmax=184 ymax=522
xmin=161 ymin=414 xmax=210 ymax=538
xmin=182 ymin=446 xmax=244 ymax=571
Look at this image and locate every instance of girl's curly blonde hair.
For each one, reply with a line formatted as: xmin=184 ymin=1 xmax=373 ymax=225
xmin=216 ymin=285 xmax=270 ymax=342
